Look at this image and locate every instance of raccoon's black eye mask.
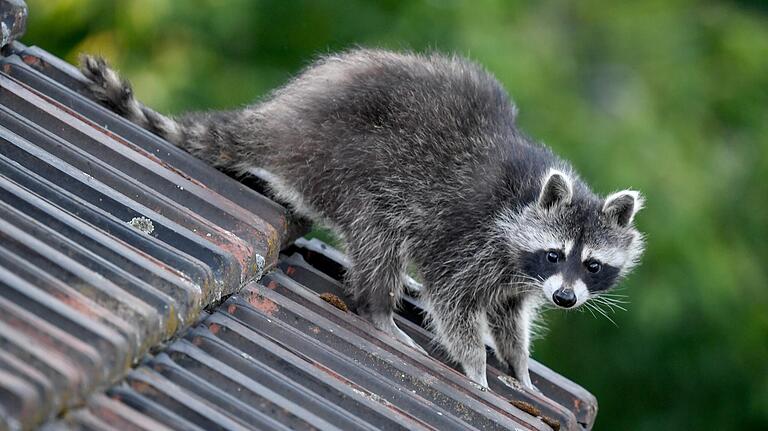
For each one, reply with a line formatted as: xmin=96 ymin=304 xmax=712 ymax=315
xmin=583 ymin=263 xmax=621 ymax=292
xmin=519 ymin=246 xmax=622 ymax=292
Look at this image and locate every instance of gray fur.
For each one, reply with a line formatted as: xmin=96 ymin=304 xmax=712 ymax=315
xmin=80 ymin=49 xmax=645 ymax=389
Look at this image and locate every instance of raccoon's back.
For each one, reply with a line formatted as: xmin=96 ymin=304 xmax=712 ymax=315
xmin=254 ymin=49 xmax=525 ymax=219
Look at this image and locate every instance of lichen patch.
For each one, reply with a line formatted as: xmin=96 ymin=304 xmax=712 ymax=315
xmin=128 ymin=216 xmax=155 ymax=234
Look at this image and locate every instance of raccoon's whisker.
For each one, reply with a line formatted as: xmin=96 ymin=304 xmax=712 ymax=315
xmin=511 ymin=278 xmax=537 ymax=284
xmin=582 ymin=302 xmax=599 ymax=320
xmin=598 ymin=297 xmax=630 ymax=306
xmin=598 ymin=292 xmax=628 ymax=297
xmin=540 ymin=309 xmax=556 ymax=317
xmin=589 ymin=301 xmax=618 ymax=327
xmin=515 ymin=289 xmax=542 ymax=296
xmin=591 ymin=297 xmax=619 ymax=313
xmin=513 ymin=281 xmax=541 ymax=288
xmin=512 ymin=275 xmax=541 ymax=283
xmin=597 ymin=293 xmax=630 ymax=302
xmin=591 ymin=298 xmax=616 ymax=313
xmin=605 ymin=296 xmax=630 ymax=305
xmin=513 ymin=280 xmax=541 ymax=288
xmin=593 ymin=296 xmax=629 ymax=312
xmin=605 ymin=286 xmax=629 ymax=294
xmin=512 ymin=289 xmax=540 ymax=296
xmin=510 ymin=281 xmax=541 ymax=290
xmin=604 ymin=299 xmax=628 ymax=312
xmin=511 ymin=274 xmax=543 ymax=284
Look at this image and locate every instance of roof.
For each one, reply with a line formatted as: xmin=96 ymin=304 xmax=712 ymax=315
xmin=0 ymin=4 xmax=597 ymax=429
xmin=0 ymin=40 xmax=287 ymax=429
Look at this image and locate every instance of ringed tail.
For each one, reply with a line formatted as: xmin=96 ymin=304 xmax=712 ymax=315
xmin=79 ymin=54 xmax=252 ymax=173
xmin=80 ymin=55 xmax=184 ymax=145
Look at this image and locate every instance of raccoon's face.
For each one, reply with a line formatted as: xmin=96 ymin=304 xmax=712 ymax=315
xmin=497 ymin=169 xmax=645 ymax=309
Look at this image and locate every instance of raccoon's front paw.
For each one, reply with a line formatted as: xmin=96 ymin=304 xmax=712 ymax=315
xmin=463 ymin=364 xmax=489 ymax=390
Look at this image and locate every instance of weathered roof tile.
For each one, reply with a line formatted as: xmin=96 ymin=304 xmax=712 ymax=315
xmin=0 ymin=42 xmax=288 ymax=429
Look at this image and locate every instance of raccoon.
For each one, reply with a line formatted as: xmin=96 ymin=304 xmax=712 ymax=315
xmin=80 ymin=49 xmax=645 ymax=389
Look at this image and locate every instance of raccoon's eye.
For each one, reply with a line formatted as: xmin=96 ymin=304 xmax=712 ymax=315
xmin=585 ymin=260 xmax=602 ymax=273
xmin=546 ymin=251 xmax=562 ymax=263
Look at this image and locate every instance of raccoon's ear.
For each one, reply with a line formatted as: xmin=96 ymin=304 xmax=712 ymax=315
xmin=603 ymin=190 xmax=644 ymax=226
xmin=538 ymin=169 xmax=573 ymax=209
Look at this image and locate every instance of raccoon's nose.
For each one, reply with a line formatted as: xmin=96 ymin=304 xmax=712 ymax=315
xmin=553 ymin=288 xmax=577 ymax=308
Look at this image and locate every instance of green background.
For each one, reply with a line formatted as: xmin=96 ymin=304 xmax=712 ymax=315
xmin=22 ymin=1 xmax=768 ymax=429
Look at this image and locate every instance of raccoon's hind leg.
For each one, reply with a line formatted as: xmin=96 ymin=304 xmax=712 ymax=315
xmin=346 ymin=237 xmax=427 ymax=354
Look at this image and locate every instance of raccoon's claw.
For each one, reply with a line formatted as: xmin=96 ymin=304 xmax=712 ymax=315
xmin=79 ymin=54 xmax=146 ymax=126
xmin=470 ymin=381 xmax=489 ymax=392
xmin=516 ymin=367 xmax=542 ymax=393
xmin=367 ymin=313 xmax=428 ymax=355
xmin=79 ymin=55 xmax=123 ymax=103
xmin=465 ymin=367 xmax=490 ymax=390
xmin=498 ymin=373 xmax=540 ymax=393
xmin=392 ymin=325 xmax=429 ymax=355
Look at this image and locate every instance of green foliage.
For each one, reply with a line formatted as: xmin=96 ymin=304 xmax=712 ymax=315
xmin=23 ymin=1 xmax=768 ymax=429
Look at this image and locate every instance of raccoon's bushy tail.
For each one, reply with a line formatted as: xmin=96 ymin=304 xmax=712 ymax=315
xmin=80 ymin=55 xmax=261 ymax=174
xmin=80 ymin=55 xmax=184 ymax=144
xmin=79 ymin=55 xmax=256 ymax=173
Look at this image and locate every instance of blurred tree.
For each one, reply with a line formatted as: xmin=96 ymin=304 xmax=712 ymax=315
xmin=22 ymin=1 xmax=768 ymax=429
